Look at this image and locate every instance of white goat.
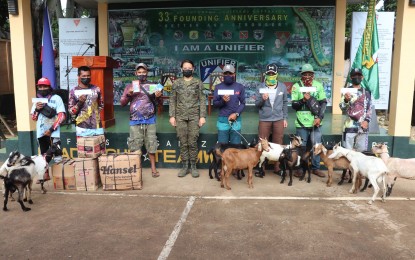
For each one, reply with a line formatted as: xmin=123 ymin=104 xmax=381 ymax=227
xmin=372 ymin=143 xmax=415 ymax=196
xmin=328 ymin=144 xmax=389 ymax=205
xmin=1 ymin=151 xmax=48 ymax=198
xmin=258 ymin=134 xmax=303 ymax=176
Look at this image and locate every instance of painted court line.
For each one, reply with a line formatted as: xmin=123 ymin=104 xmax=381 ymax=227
xmin=47 ymin=191 xmax=415 ymax=201
xmin=158 ymin=196 xmax=195 ymax=260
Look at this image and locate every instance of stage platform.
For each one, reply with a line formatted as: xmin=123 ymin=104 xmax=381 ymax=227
xmin=3 ymin=106 xmax=414 ymax=168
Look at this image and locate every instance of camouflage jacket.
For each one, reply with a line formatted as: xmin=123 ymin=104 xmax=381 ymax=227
xmin=169 ymin=77 xmax=206 ymax=120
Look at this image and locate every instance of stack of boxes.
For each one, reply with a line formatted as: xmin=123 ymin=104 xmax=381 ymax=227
xmin=51 ymin=135 xmax=143 ymax=191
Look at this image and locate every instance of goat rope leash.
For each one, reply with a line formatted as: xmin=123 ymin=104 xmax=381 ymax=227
xmin=228 ymin=120 xmax=250 ymax=145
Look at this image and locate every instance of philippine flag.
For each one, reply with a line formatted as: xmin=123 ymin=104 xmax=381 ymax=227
xmin=40 ymin=4 xmax=56 ymax=89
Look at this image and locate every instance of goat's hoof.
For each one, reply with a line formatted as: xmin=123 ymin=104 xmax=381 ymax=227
xmin=280 ymin=180 xmax=284 ymax=184
xmin=326 ymin=183 xmax=332 ymax=187
xmin=220 ymin=184 xmax=224 ymax=188
xmin=337 ymin=180 xmax=344 ymax=186
xmin=23 ymin=207 xmax=31 ymax=212
xmin=23 ymin=198 xmax=27 ymax=202
xmin=209 ymin=176 xmax=213 ymax=179
xmin=299 ymin=177 xmax=304 ymax=181
xmin=288 ymin=182 xmax=292 ymax=186
xmin=307 ymin=178 xmax=311 ymax=183
xmin=348 ymin=179 xmax=352 ymax=183
xmin=42 ymin=189 xmax=47 ymax=194
xmin=3 ymin=207 xmax=8 ymax=211
xmin=10 ymin=197 xmax=15 ymax=201
xmin=367 ymin=200 xmax=373 ymax=205
xmin=28 ymin=200 xmax=33 ymax=204
xmin=226 ymin=187 xmax=231 ymax=190
xmin=360 ymin=189 xmax=366 ymax=192
xmin=348 ymin=190 xmax=354 ymax=194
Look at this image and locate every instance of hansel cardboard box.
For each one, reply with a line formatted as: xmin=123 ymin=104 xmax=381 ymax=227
xmin=77 ymin=135 xmax=106 ymax=158
xmin=51 ymin=159 xmax=76 ymax=190
xmin=99 ymin=152 xmax=142 ymax=190
xmin=74 ymin=158 xmax=101 ymax=191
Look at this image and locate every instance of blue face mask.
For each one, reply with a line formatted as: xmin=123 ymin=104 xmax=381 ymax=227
xmin=223 ymin=75 xmax=234 ymax=85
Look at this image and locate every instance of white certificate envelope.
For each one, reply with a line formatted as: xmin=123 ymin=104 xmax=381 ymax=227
xmin=341 ymin=88 xmax=358 ymax=94
xmin=74 ymin=89 xmax=92 ymax=97
xmin=259 ymin=88 xmax=277 ymax=94
xmin=299 ymin=87 xmax=316 ymax=93
xmin=32 ymin=98 xmax=48 ymax=104
xmin=132 ymin=80 xmax=140 ymax=93
xmin=218 ymin=89 xmax=234 ymax=95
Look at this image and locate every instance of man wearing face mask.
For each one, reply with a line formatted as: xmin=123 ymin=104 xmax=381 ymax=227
xmin=291 ymin=63 xmax=327 ymax=178
xmin=339 ymin=68 xmax=372 ymax=151
xmin=255 ymin=63 xmax=288 ymax=175
xmin=169 ymin=59 xmax=206 ymax=178
xmin=69 ymin=66 xmax=104 ymax=137
xmin=213 ymin=64 xmax=246 ymax=144
xmin=120 ymin=63 xmax=162 ymax=178
xmin=31 ymin=77 xmax=66 ymax=181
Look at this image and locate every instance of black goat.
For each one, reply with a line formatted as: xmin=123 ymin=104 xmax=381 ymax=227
xmin=279 ymin=146 xmax=312 ymax=186
xmin=1 ymin=157 xmax=35 ymax=212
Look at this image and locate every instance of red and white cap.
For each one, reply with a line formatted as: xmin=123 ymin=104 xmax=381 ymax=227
xmin=37 ymin=77 xmax=51 ymax=86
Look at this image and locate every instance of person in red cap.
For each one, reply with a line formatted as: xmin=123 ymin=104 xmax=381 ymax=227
xmin=31 ymin=77 xmax=66 ymax=181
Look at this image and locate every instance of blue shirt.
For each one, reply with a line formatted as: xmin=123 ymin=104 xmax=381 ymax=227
xmin=129 ymin=116 xmax=156 ymax=126
xmin=213 ymin=82 xmax=246 ymax=117
xmin=31 ymin=95 xmax=66 ymax=139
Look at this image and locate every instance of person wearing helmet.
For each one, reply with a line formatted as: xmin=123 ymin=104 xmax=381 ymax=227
xmin=31 ymin=77 xmax=66 ymax=181
xmin=291 ymin=63 xmax=327 ymax=178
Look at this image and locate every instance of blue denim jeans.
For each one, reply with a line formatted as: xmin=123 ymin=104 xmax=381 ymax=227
xmin=218 ymin=130 xmax=242 ymax=144
xmin=296 ymin=127 xmax=322 ymax=170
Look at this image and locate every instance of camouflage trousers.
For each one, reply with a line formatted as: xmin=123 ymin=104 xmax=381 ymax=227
xmin=128 ymin=124 xmax=158 ymax=154
xmin=176 ymin=117 xmax=200 ymax=161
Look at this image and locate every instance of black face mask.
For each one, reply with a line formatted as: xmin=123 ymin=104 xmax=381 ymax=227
xmin=223 ymin=75 xmax=234 ymax=85
xmin=37 ymin=89 xmax=51 ymax=97
xmin=80 ymin=78 xmax=91 ymax=85
xmin=351 ymin=77 xmax=362 ymax=85
xmin=137 ymin=75 xmax=147 ymax=82
xmin=182 ymin=70 xmax=193 ymax=78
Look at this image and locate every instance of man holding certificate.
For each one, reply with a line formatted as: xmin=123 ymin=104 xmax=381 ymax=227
xmin=120 ymin=63 xmax=162 ymax=178
xmin=291 ymin=63 xmax=327 ymax=178
xmin=339 ymin=68 xmax=372 ymax=151
xmin=213 ymin=64 xmax=246 ymax=145
xmin=255 ymin=63 xmax=288 ymax=174
xmin=69 ymin=66 xmax=104 ymax=137
xmin=31 ymin=77 xmax=66 ymax=180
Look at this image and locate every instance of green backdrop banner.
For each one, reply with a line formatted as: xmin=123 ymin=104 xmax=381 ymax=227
xmin=109 ymin=6 xmax=335 ymax=105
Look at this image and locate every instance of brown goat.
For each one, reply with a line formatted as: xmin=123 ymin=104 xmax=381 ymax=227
xmin=313 ymin=143 xmax=351 ymax=187
xmin=220 ymin=144 xmax=263 ymax=190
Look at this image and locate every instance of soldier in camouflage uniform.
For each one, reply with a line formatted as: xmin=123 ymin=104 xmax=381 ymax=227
xmin=169 ymin=59 xmax=206 ymax=178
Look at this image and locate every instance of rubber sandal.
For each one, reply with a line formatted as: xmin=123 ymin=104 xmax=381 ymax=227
xmin=152 ymin=171 xmax=160 ymax=178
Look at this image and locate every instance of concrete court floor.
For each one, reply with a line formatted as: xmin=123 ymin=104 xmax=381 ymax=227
xmin=1 ymin=168 xmax=415 ymax=260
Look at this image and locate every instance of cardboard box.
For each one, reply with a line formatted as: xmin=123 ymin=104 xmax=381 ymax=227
xmin=99 ymin=152 xmax=142 ymax=190
xmin=77 ymin=135 xmax=106 ymax=158
xmin=74 ymin=158 xmax=101 ymax=191
xmin=51 ymin=159 xmax=76 ymax=190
